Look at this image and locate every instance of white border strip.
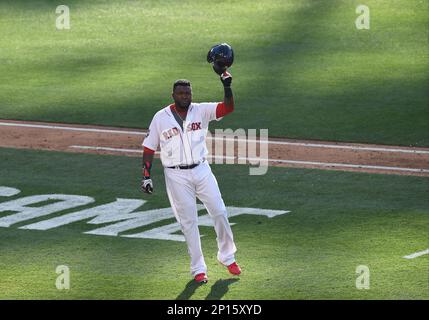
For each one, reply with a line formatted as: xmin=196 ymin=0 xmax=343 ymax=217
xmin=69 ymin=145 xmax=429 ymax=173
xmin=2 ymin=121 xmax=429 ymax=154
xmin=403 ymin=249 xmax=429 ymax=259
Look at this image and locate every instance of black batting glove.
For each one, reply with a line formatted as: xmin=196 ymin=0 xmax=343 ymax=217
xmin=220 ymin=71 xmax=232 ymax=88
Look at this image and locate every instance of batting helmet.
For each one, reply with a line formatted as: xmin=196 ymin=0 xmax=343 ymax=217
xmin=207 ymin=43 xmax=234 ymax=75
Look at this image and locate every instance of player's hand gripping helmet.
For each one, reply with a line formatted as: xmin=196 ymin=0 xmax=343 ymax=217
xmin=207 ymin=43 xmax=234 ymax=75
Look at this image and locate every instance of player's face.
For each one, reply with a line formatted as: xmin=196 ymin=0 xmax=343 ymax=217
xmin=172 ymin=85 xmax=192 ymax=109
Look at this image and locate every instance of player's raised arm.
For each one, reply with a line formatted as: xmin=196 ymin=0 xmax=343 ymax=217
xmin=222 ymin=71 xmax=233 ymax=107
xmin=207 ymin=43 xmax=235 ymax=118
xmin=216 ymin=71 xmax=234 ymax=118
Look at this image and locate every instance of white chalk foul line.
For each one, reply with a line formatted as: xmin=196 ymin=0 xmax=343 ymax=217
xmin=254 ymin=141 xmax=429 ymax=154
xmin=215 ymin=138 xmax=429 ymax=154
xmin=2 ymin=121 xmax=429 ymax=154
xmin=403 ymin=249 xmax=429 ymax=259
xmin=69 ymin=146 xmax=237 ymax=161
xmin=0 ymin=121 xmax=146 ymax=136
xmin=71 ymin=145 xmax=146 ymax=153
xmin=246 ymin=158 xmax=429 ymax=173
xmin=69 ymin=145 xmax=429 ymax=173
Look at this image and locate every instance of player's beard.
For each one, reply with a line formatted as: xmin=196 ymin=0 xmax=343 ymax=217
xmin=176 ymin=100 xmax=191 ymax=110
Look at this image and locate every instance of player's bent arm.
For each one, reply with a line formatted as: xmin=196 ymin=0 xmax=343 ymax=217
xmin=142 ymin=147 xmax=154 ymax=177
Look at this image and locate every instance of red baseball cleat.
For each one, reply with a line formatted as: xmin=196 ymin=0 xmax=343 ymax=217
xmin=194 ymin=273 xmax=208 ymax=284
xmin=227 ymin=262 xmax=241 ymax=276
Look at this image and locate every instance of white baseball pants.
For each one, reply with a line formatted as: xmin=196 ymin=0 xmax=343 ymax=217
xmin=164 ymin=160 xmax=237 ymax=276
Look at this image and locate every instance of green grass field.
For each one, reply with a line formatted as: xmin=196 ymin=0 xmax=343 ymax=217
xmin=0 ymin=148 xmax=428 ymax=299
xmin=1 ymin=0 xmax=428 ymax=301
xmin=0 ymin=0 xmax=428 ymax=146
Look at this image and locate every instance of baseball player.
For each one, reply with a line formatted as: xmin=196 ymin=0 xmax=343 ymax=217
xmin=141 ymin=71 xmax=241 ymax=283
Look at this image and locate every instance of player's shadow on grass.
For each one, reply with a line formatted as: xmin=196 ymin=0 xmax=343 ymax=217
xmin=205 ymin=278 xmax=239 ymax=300
xmin=176 ymin=278 xmax=239 ymax=300
xmin=176 ymin=280 xmax=203 ymax=300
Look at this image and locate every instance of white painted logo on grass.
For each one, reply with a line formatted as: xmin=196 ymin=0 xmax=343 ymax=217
xmin=0 ymin=187 xmax=20 ymax=197
xmin=0 ymin=186 xmax=289 ymax=242
xmin=0 ymin=194 xmax=94 ymax=227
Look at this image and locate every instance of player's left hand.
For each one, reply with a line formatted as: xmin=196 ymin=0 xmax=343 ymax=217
xmin=220 ymin=71 xmax=232 ymax=88
xmin=141 ymin=178 xmax=153 ymax=194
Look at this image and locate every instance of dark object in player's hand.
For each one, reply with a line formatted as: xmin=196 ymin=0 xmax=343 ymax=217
xmin=207 ymin=43 xmax=234 ymax=75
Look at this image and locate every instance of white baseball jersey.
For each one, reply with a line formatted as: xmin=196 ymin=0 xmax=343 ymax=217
xmin=142 ymin=102 xmax=221 ymax=167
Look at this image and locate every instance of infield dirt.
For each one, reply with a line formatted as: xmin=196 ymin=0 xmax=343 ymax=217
xmin=1 ymin=119 xmax=428 ymax=177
